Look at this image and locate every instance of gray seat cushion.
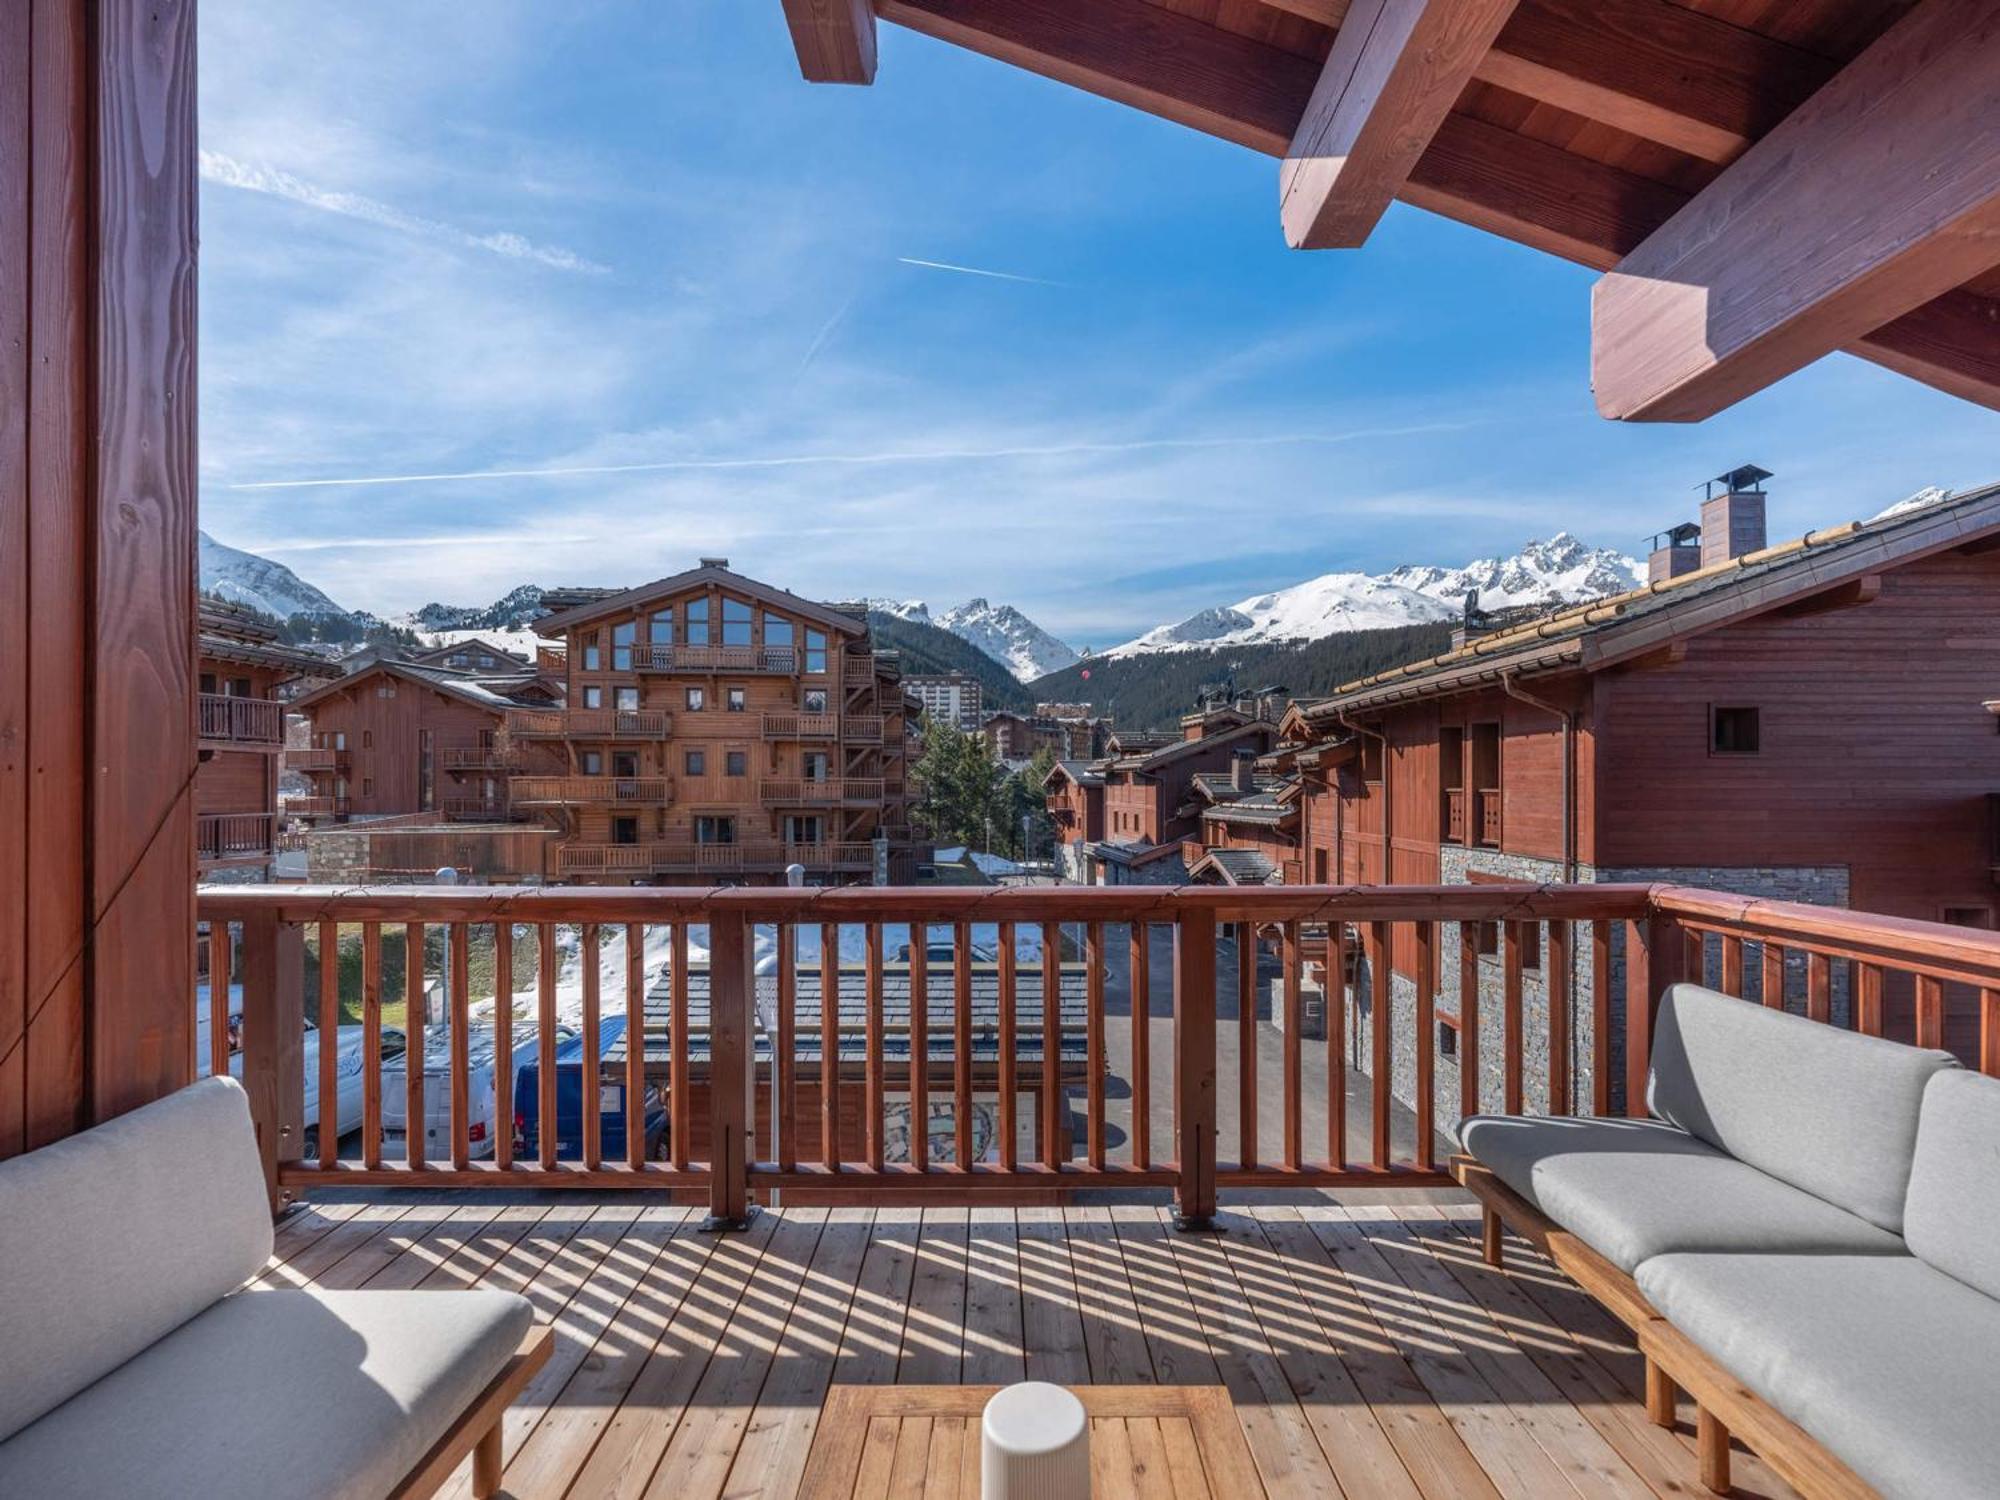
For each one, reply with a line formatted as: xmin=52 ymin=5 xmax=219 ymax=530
xmin=1648 ymin=983 xmax=1956 ymax=1232
xmin=0 ymin=1288 xmax=533 ymax=1500
xmin=0 ymin=1077 xmax=274 ymax=1440
xmin=1459 ymin=1113 xmax=1904 ymax=1273
xmin=1904 ymin=1068 xmax=2000 ymax=1299
xmin=1636 ymin=1252 xmax=2000 ymax=1500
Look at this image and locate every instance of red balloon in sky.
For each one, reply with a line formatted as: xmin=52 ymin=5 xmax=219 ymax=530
xmin=1081 ymin=668 xmax=1091 ymax=680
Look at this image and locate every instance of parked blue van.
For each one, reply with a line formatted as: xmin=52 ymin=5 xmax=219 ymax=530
xmin=513 ymin=1014 xmax=667 ymax=1161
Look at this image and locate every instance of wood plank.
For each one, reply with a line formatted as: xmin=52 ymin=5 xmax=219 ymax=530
xmin=1062 ymin=1205 xmax=1158 ymax=1385
xmin=1109 ymin=1205 xmax=1220 ymax=1388
xmin=1591 ymin=0 xmax=2000 ymax=421
xmin=960 ymin=1206 xmax=1027 ymax=1385
xmin=898 ymin=1206 xmax=970 ymax=1383
xmin=1282 ymin=0 xmax=1520 ymax=248
xmin=1016 ymin=1205 xmax=1091 ymax=1385
xmin=0 ymin=1 xmax=29 ymax=1162
xmin=780 ymin=0 xmax=877 ymax=84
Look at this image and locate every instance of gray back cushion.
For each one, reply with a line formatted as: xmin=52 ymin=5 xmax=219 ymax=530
xmin=0 ymin=1077 xmax=273 ymax=1440
xmin=1905 ymin=1069 xmax=2000 ymax=1299
xmin=1648 ymin=983 xmax=1957 ymax=1231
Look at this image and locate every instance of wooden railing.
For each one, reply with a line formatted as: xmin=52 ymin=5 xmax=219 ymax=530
xmin=197 ymin=881 xmax=2000 ymax=1224
xmin=632 ymin=643 xmax=795 ymax=674
xmin=558 ymin=840 xmax=875 ymax=875
xmin=1474 ymin=787 xmax=1501 ymax=846
xmin=535 ymin=645 xmax=566 ymax=675
xmin=505 ymin=708 xmax=672 ymax=740
xmin=196 ymin=812 xmax=274 ymax=862
xmin=285 ymin=746 xmax=343 ymax=771
xmin=441 ymin=744 xmax=514 ymax=771
xmin=760 ymin=777 xmax=884 ymax=805
xmin=440 ymin=794 xmax=511 ymax=821
xmin=199 ymin=692 xmax=284 ymax=746
xmin=282 ymin=795 xmax=344 ymax=817
xmin=761 ymin=712 xmax=838 ymax=740
xmin=510 ymin=776 xmax=672 ymax=806
xmin=1445 ymin=788 xmax=1467 ymax=843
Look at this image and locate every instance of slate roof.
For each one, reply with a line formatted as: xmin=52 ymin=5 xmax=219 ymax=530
xmin=1191 ymin=849 xmax=1277 ymax=885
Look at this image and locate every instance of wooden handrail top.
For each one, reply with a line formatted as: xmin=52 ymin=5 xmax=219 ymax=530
xmin=193 ymin=879 xmax=1660 ymax=926
xmin=1654 ymin=884 xmax=2000 ymax=987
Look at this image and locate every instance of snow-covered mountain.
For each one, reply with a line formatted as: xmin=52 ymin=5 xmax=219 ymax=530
xmin=199 ymin=531 xmax=349 ymax=620
xmin=1111 ymin=533 xmax=1643 ymax=658
xmin=399 ymin=585 xmax=551 ymax=634
xmin=868 ymin=597 xmax=1079 ymax=681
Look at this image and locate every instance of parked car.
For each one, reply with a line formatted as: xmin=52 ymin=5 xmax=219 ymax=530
xmin=895 ymin=938 xmax=999 ymax=966
xmin=194 ymin=985 xmax=404 ymax=1159
xmin=514 ymin=1014 xmax=667 ymax=1162
xmin=380 ymin=1017 xmax=571 ymax=1161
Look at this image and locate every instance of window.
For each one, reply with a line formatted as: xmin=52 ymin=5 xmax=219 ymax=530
xmin=725 ymin=750 xmax=747 ymax=777
xmin=804 ymin=628 xmax=827 ymax=674
xmin=1711 ymin=706 xmax=1761 ymax=754
xmin=764 ymin=613 xmax=793 ymax=649
xmin=649 ymin=607 xmax=673 ymax=645
xmin=685 ymin=686 xmax=705 ymax=712
xmin=803 ymin=688 xmax=827 ymax=714
xmin=684 ymin=597 xmax=709 ymax=645
xmin=1943 ymin=906 xmax=1994 ymax=929
xmin=581 ymin=751 xmax=603 ymax=775
xmin=803 ymin=751 xmax=829 ymax=781
xmin=1360 ymin=737 xmax=1383 ymax=782
xmin=685 ymin=749 xmax=706 ymax=776
xmin=612 ymin=751 xmax=638 ymax=778
xmin=726 ymin=687 xmax=746 ymax=712
xmin=785 ymin=815 xmax=822 ymax=844
xmin=582 ymin=632 xmax=601 ymax=671
xmin=722 ymin=596 xmax=752 ymax=647
xmin=611 ymin=620 xmax=635 ymax=671
xmin=582 ymin=685 xmax=603 ymax=710
xmin=696 ymin=815 xmax=735 ymax=845
xmin=361 ymin=730 xmax=373 ymax=749
xmin=615 ymin=686 xmax=639 ymax=712
xmin=333 ymin=732 xmax=346 ymax=750
xmin=362 ymin=777 xmax=374 ymax=797
xmin=612 ymin=816 xmax=639 ymax=846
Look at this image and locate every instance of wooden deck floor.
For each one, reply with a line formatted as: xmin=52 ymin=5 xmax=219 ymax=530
xmin=259 ymin=1197 xmax=1800 ymax=1500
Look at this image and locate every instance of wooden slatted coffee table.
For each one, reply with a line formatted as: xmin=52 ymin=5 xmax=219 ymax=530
xmin=799 ymin=1384 xmax=1266 ymax=1498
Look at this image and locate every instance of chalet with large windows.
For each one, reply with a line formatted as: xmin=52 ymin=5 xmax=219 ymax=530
xmin=1069 ymin=712 xmax=1279 ymax=884
xmin=519 ymin=560 xmax=918 ymax=884
xmin=196 ymin=603 xmax=333 ymax=878
xmin=1292 ymin=477 xmax=2000 ymax=1125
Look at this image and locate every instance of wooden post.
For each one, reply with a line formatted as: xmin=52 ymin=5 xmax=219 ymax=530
xmin=1172 ymin=908 xmax=1218 ymax=1230
xmin=1696 ymin=1408 xmax=1730 ymax=1494
xmin=1626 ymin=912 xmax=1687 ymax=1116
xmin=1645 ymin=1359 xmax=1677 ymax=1428
xmin=238 ymin=914 xmax=303 ymax=1216
xmin=703 ymin=910 xmax=754 ymax=1230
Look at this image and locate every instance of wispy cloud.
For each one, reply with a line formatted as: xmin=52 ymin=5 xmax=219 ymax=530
xmin=897 ymin=256 xmax=1064 ymax=287
xmin=199 ymin=150 xmax=608 ymax=274
xmin=224 ymin=421 xmax=1485 ymax=492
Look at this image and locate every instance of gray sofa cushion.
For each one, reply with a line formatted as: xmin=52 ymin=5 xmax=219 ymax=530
xmin=1636 ymin=1252 xmax=2000 ymax=1500
xmin=0 ymin=1287 xmax=532 ymax=1500
xmin=1904 ymin=1068 xmax=2000 ymax=1299
xmin=1459 ymin=1113 xmax=1904 ymax=1273
xmin=0 ymin=1077 xmax=274 ymax=1441
xmin=1647 ymin=983 xmax=1956 ymax=1232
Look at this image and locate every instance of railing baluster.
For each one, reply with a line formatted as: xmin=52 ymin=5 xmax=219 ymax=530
xmin=1916 ymin=974 xmax=1944 ymax=1049
xmin=238 ymin=915 xmax=303 ymax=1214
xmin=405 ymin=921 xmax=426 ymax=1170
xmin=493 ymin=923 xmax=513 ymax=1171
xmin=1414 ymin=919 xmax=1435 ymax=1171
xmin=819 ymin=922 xmax=838 ymax=1170
xmin=1237 ymin=922 xmax=1257 ymax=1172
xmin=1042 ymin=920 xmax=1062 ymax=1169
xmin=1591 ymin=919 xmax=1612 ymax=1115
xmin=673 ymin=923 xmax=692 ymax=1172
xmin=1328 ymin=923 xmax=1348 ymax=1170
xmin=1282 ymin=920 xmax=1301 ymax=1171
xmin=1856 ymin=961 xmax=1884 ymax=1037
xmin=953 ymin=923 xmax=973 ymax=1169
xmin=909 ymin=922 xmax=928 ymax=1172
xmin=1130 ymin=921 xmax=1150 ymax=1172
xmin=1459 ymin=919 xmax=1480 ymax=1121
xmin=208 ymin=922 xmax=231 ymax=1081
xmin=538 ymin=923 xmax=558 ymax=1171
xmin=1761 ymin=941 xmax=1786 ymax=1009
xmin=998 ymin=921 xmax=1017 ymax=1172
xmin=362 ymin=923 xmax=382 ymax=1169
xmin=1720 ymin=934 xmax=1745 ymax=997
xmin=777 ymin=922 xmax=797 ymax=1174
xmin=1173 ymin=907 xmax=1218 ymax=1229
xmin=625 ymin=923 xmax=645 ymax=1171
xmin=581 ymin=924 xmax=601 ymax=1171
xmin=1547 ymin=920 xmax=1572 ymax=1116
xmin=1086 ymin=921 xmax=1105 ymax=1171
xmin=1370 ymin=920 xmax=1391 ymax=1171
xmin=707 ymin=910 xmax=752 ymax=1228
xmin=449 ymin=921 xmax=471 ymax=1170
xmin=1503 ymin=920 xmax=1525 ymax=1116
xmin=1806 ymin=950 xmax=1831 ymax=1024
xmin=317 ymin=919 xmax=339 ymax=1170
xmin=865 ymin=922 xmax=884 ymax=1173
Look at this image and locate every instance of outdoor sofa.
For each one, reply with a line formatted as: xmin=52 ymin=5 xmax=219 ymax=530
xmin=0 ymin=1076 xmax=551 ymax=1499
xmin=1455 ymin=982 xmax=1997 ymax=1499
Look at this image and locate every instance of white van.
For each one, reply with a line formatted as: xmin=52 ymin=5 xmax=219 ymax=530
xmin=378 ymin=1019 xmax=570 ymax=1161
xmin=194 ymin=984 xmax=404 ymax=1159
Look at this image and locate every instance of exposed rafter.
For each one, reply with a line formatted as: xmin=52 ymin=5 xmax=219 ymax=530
xmin=1281 ymin=0 xmax=1519 ymax=249
xmin=781 ymin=0 xmax=876 ymax=84
xmin=1591 ymin=0 xmax=2000 ymax=421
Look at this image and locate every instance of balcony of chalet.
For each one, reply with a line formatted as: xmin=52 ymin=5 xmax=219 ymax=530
xmin=510 ymin=774 xmax=674 ymax=808
xmin=197 ymin=692 xmax=285 ymax=749
xmin=760 ymin=776 xmax=884 ymax=807
xmin=558 ymin=838 xmax=877 ymax=877
xmin=441 ymin=742 xmax=517 ymax=772
xmin=284 ymin=745 xmax=346 ymax=773
xmin=195 ymin=812 xmax=275 ymax=868
xmin=505 ymin=707 xmax=673 ymax=740
xmin=633 ymin=642 xmax=797 ymax=674
xmin=281 ymin=794 xmax=346 ymax=819
xmin=761 ymin=712 xmax=886 ymax=741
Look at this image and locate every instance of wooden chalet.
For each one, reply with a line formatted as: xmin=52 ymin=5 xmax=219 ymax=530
xmin=1070 ymin=711 xmax=1281 ymax=883
xmin=1187 ymin=757 xmax=1305 ymax=886
xmin=1042 ymin=758 xmax=1108 ymax=869
xmin=286 ymin=658 xmax=562 ymax=825
xmin=779 ymin=0 xmax=2000 ymax=421
xmin=195 ymin=603 xmax=334 ymax=878
xmin=402 ymin=636 xmax=532 ymax=674
xmin=521 ymin=560 xmax=919 ymax=884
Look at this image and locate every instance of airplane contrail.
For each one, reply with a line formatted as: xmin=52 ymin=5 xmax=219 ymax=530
xmin=896 ymin=256 xmax=1063 ymax=287
xmin=224 ymin=422 xmax=1484 ymax=493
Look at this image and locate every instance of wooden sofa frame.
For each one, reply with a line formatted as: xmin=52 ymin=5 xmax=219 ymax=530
xmin=388 ymin=1325 xmax=553 ymax=1499
xmin=1452 ymin=1156 xmax=1877 ymax=1500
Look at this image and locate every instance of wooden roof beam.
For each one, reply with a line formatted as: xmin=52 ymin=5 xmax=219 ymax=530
xmin=1591 ymin=0 xmax=2000 ymax=422
xmin=1280 ymin=0 xmax=1520 ymax=249
xmin=781 ymin=0 xmax=877 ymax=84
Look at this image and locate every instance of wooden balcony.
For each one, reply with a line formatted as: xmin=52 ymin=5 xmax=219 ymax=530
xmin=281 ymin=794 xmax=344 ymax=818
xmin=198 ymin=692 xmax=284 ymax=747
xmin=439 ymin=794 xmax=512 ymax=822
xmin=632 ymin=642 xmax=796 ymax=674
xmin=285 ymin=746 xmax=344 ymax=772
xmin=505 ymin=708 xmax=672 ymax=740
xmin=441 ymin=744 xmax=515 ymax=771
xmin=510 ymin=775 xmax=673 ymax=807
xmin=761 ymin=712 xmax=838 ymax=740
xmin=535 ymin=644 xmax=566 ymax=675
xmin=760 ymin=777 xmax=884 ymax=806
xmin=558 ymin=840 xmax=875 ymax=876
xmin=195 ymin=812 xmax=273 ymax=865
xmin=1473 ymin=787 xmax=1501 ymax=847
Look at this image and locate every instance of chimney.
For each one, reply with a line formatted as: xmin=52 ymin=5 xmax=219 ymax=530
xmin=1232 ymin=751 xmax=1254 ymax=792
xmin=1648 ymin=522 xmax=1703 ymax=583
xmin=698 ymin=556 xmax=729 ymax=569
xmin=1699 ymin=465 xmax=1770 ymax=569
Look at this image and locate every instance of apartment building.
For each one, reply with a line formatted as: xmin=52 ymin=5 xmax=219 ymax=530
xmin=904 ymin=672 xmax=983 ymax=731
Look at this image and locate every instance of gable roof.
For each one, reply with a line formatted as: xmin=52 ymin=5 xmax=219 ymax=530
xmin=1043 ymin=758 xmax=1108 ymax=791
xmin=1306 ymin=482 xmax=2000 ymax=719
xmin=405 ymin=637 xmax=529 ymax=668
xmin=288 ymin=659 xmax=552 ymax=717
xmin=534 ymin=563 xmax=869 ymax=637
xmin=1189 ymin=848 xmax=1278 ymax=886
xmin=1109 ymin=719 xmax=1276 ymax=774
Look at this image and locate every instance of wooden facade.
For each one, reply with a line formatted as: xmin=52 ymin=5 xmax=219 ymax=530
xmin=1101 ymin=718 xmax=1278 ymax=849
xmin=522 ymin=562 xmax=918 ymax=885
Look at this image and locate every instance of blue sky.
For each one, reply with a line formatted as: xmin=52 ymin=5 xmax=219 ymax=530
xmin=198 ymin=3 xmax=1999 ymax=648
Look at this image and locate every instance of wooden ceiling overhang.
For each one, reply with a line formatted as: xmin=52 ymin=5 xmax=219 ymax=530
xmin=779 ymin=0 xmax=2000 ymax=420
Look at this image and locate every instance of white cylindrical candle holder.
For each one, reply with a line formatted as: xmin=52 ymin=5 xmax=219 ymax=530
xmin=981 ymin=1381 xmax=1090 ymax=1499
